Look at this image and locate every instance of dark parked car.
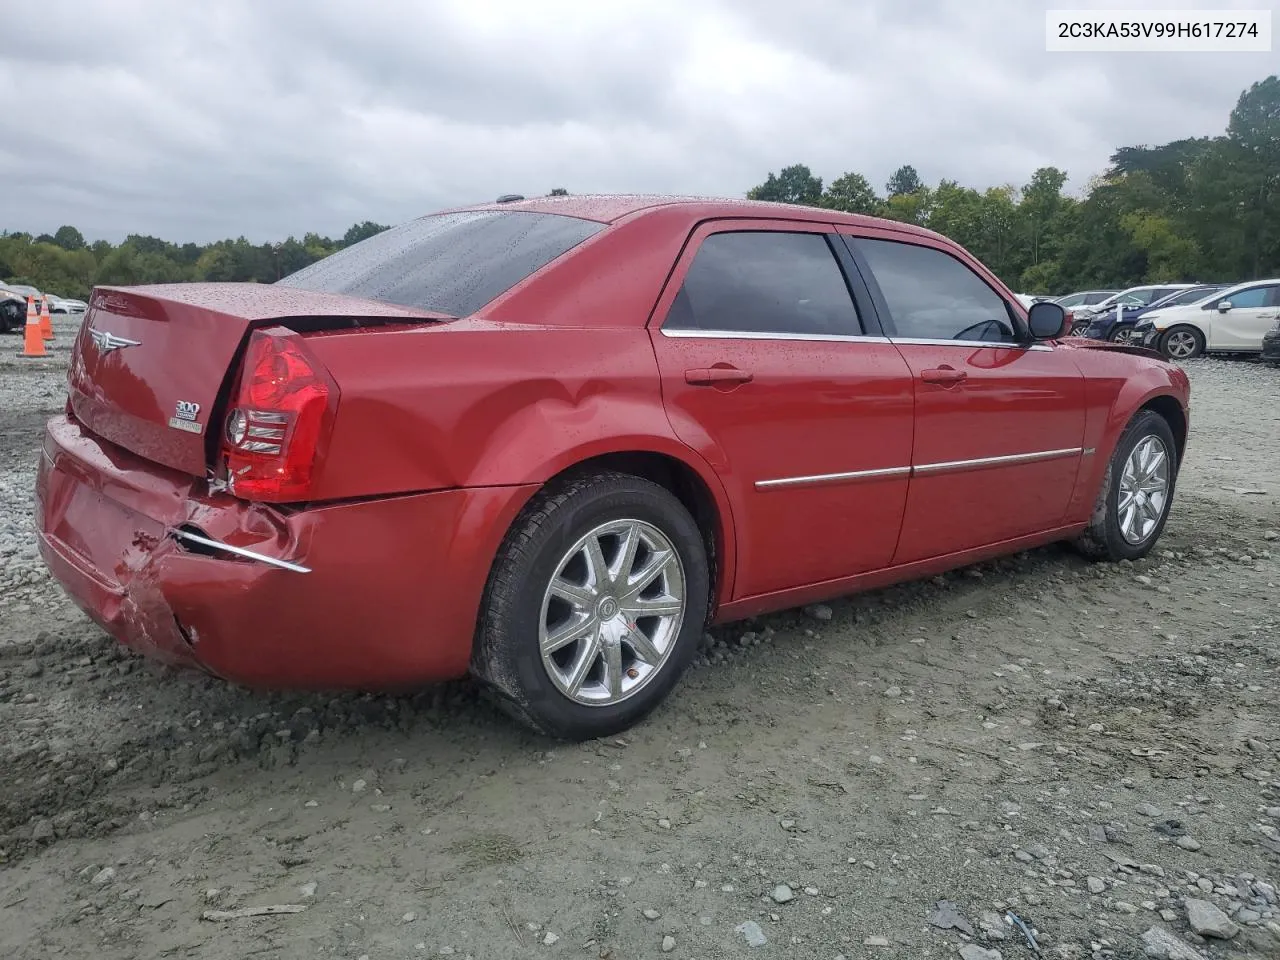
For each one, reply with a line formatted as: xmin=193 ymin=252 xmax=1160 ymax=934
xmin=0 ymin=288 xmax=26 ymax=333
xmin=1260 ymin=317 xmax=1280 ymax=364
xmin=1084 ymin=285 xmax=1229 ymax=344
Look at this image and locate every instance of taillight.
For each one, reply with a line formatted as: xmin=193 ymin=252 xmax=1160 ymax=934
xmin=221 ymin=327 xmax=338 ymax=501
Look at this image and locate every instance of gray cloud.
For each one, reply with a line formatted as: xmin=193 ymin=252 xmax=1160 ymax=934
xmin=1 ymin=0 xmax=1272 ymax=242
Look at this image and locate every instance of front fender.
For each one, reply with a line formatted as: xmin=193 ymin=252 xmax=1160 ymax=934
xmin=1063 ymin=352 xmax=1190 ymax=524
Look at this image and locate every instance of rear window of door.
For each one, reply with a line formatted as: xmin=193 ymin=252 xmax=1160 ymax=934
xmin=662 ymin=231 xmax=864 ymax=337
xmin=852 ymin=237 xmax=1017 ymax=344
xmin=276 ymin=210 xmax=604 ymax=317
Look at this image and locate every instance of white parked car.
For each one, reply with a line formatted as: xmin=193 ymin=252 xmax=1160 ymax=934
xmin=1013 ymin=293 xmax=1055 ymax=309
xmin=50 ymin=296 xmax=88 ymax=313
xmin=1133 ymin=278 xmax=1280 ymax=359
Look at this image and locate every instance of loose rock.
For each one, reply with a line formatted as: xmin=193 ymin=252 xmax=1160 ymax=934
xmin=929 ymin=900 xmax=975 ymax=936
xmin=1185 ymin=898 xmax=1239 ymax=939
xmin=661 ymin=935 xmax=676 ymax=953
xmin=1139 ymin=926 xmax=1205 ymax=960
xmin=735 ymin=920 xmax=767 ymax=947
xmin=771 ymin=884 xmax=795 ymax=904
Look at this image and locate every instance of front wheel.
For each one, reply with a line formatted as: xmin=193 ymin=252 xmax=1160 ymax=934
xmin=1073 ymin=410 xmax=1178 ymax=562
xmin=1161 ymin=325 xmax=1205 ymax=360
xmin=1109 ymin=325 xmax=1139 ymax=345
xmin=472 ymin=471 xmax=710 ymax=740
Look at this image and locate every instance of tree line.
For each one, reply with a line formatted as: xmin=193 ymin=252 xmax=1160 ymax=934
xmin=747 ymin=75 xmax=1278 ymax=294
xmin=3 ymin=74 xmax=1276 ymax=300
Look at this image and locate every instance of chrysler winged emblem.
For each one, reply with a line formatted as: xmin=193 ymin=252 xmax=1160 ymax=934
xmin=88 ymin=327 xmax=142 ymax=354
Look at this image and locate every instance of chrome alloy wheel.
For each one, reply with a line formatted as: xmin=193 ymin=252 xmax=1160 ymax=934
xmin=538 ymin=519 xmax=686 ymax=707
xmin=1112 ymin=327 xmax=1139 ymax=344
xmin=1118 ymin=435 xmax=1171 ymax=545
xmin=1164 ymin=329 xmax=1198 ymax=359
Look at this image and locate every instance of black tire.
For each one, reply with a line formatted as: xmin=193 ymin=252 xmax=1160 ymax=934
xmin=1108 ymin=325 xmax=1135 ymax=344
xmin=1073 ymin=409 xmax=1178 ymax=562
xmin=471 ymin=470 xmax=710 ymax=741
xmin=1160 ymin=325 xmax=1205 ymax=360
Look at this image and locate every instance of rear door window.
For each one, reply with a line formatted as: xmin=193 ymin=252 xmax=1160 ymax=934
xmin=277 ymin=210 xmax=604 ymax=317
xmin=663 ymin=231 xmax=864 ymax=337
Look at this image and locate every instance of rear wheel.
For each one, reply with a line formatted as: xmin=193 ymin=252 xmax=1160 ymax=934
xmin=1074 ymin=410 xmax=1178 ymax=562
xmin=1109 ymin=325 xmax=1139 ymax=345
xmin=472 ymin=471 xmax=710 ymax=740
xmin=1161 ymin=325 xmax=1205 ymax=360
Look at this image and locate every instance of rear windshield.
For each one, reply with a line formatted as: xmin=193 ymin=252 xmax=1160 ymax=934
xmin=277 ymin=210 xmax=604 ymax=317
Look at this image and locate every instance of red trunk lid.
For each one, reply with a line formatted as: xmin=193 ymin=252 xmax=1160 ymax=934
xmin=68 ymin=283 xmax=444 ymax=476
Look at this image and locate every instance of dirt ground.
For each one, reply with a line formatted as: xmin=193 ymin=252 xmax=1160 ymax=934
xmin=1 ymin=316 xmax=1277 ymax=960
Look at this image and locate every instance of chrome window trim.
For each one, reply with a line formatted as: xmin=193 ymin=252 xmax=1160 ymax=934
xmin=660 ymin=327 xmax=890 ymax=344
xmin=657 ymin=327 xmax=1054 ymax=351
xmin=755 ymin=447 xmax=1083 ymax=490
xmin=171 ymin=529 xmax=312 ymax=574
xmin=888 ymin=337 xmax=1054 ymax=352
xmin=755 ymin=466 xmax=911 ymax=490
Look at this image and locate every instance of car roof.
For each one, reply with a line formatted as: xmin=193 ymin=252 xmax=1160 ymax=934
xmin=1221 ymin=277 xmax=1280 ymax=294
xmin=436 ymin=193 xmax=946 ymax=238
xmin=1121 ymin=283 xmax=1194 ymax=292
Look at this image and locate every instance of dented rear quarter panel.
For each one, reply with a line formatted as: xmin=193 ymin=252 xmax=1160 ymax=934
xmin=300 ymin=320 xmax=724 ymax=496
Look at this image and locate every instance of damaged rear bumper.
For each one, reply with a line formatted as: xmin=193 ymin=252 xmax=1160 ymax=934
xmin=35 ymin=415 xmax=536 ymax=689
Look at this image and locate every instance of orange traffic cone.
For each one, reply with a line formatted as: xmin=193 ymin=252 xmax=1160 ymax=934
xmin=21 ymin=297 xmax=47 ymax=358
xmin=39 ymin=294 xmax=54 ymax=340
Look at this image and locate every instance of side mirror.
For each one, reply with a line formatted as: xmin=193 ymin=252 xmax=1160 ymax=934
xmin=1217 ymin=300 xmax=1232 ymax=313
xmin=1027 ymin=301 xmax=1068 ymax=340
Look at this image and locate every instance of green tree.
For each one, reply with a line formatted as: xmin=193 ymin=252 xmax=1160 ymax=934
xmin=1019 ymin=167 xmax=1069 ymax=267
xmin=747 ymin=164 xmax=823 ymax=206
xmin=341 ymin=221 xmax=389 ymax=247
xmin=926 ymin=180 xmax=984 ymax=247
xmin=880 ymin=187 xmax=933 ymax=226
xmin=820 ymin=173 xmax=880 ymax=214
xmin=1120 ymin=211 xmax=1200 ymax=281
xmin=1224 ymin=76 xmax=1280 ymax=277
xmin=53 ymin=225 xmax=87 ymax=251
xmin=885 ymin=164 xmax=923 ymax=198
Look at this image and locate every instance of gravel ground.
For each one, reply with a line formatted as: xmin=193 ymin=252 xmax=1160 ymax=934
xmin=1 ymin=318 xmax=1278 ymax=960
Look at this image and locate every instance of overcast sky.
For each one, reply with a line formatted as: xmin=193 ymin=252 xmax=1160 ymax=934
xmin=2 ymin=0 xmax=1273 ymax=243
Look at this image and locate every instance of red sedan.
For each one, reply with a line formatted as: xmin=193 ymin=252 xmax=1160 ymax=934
xmin=35 ymin=195 xmax=1190 ymax=740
